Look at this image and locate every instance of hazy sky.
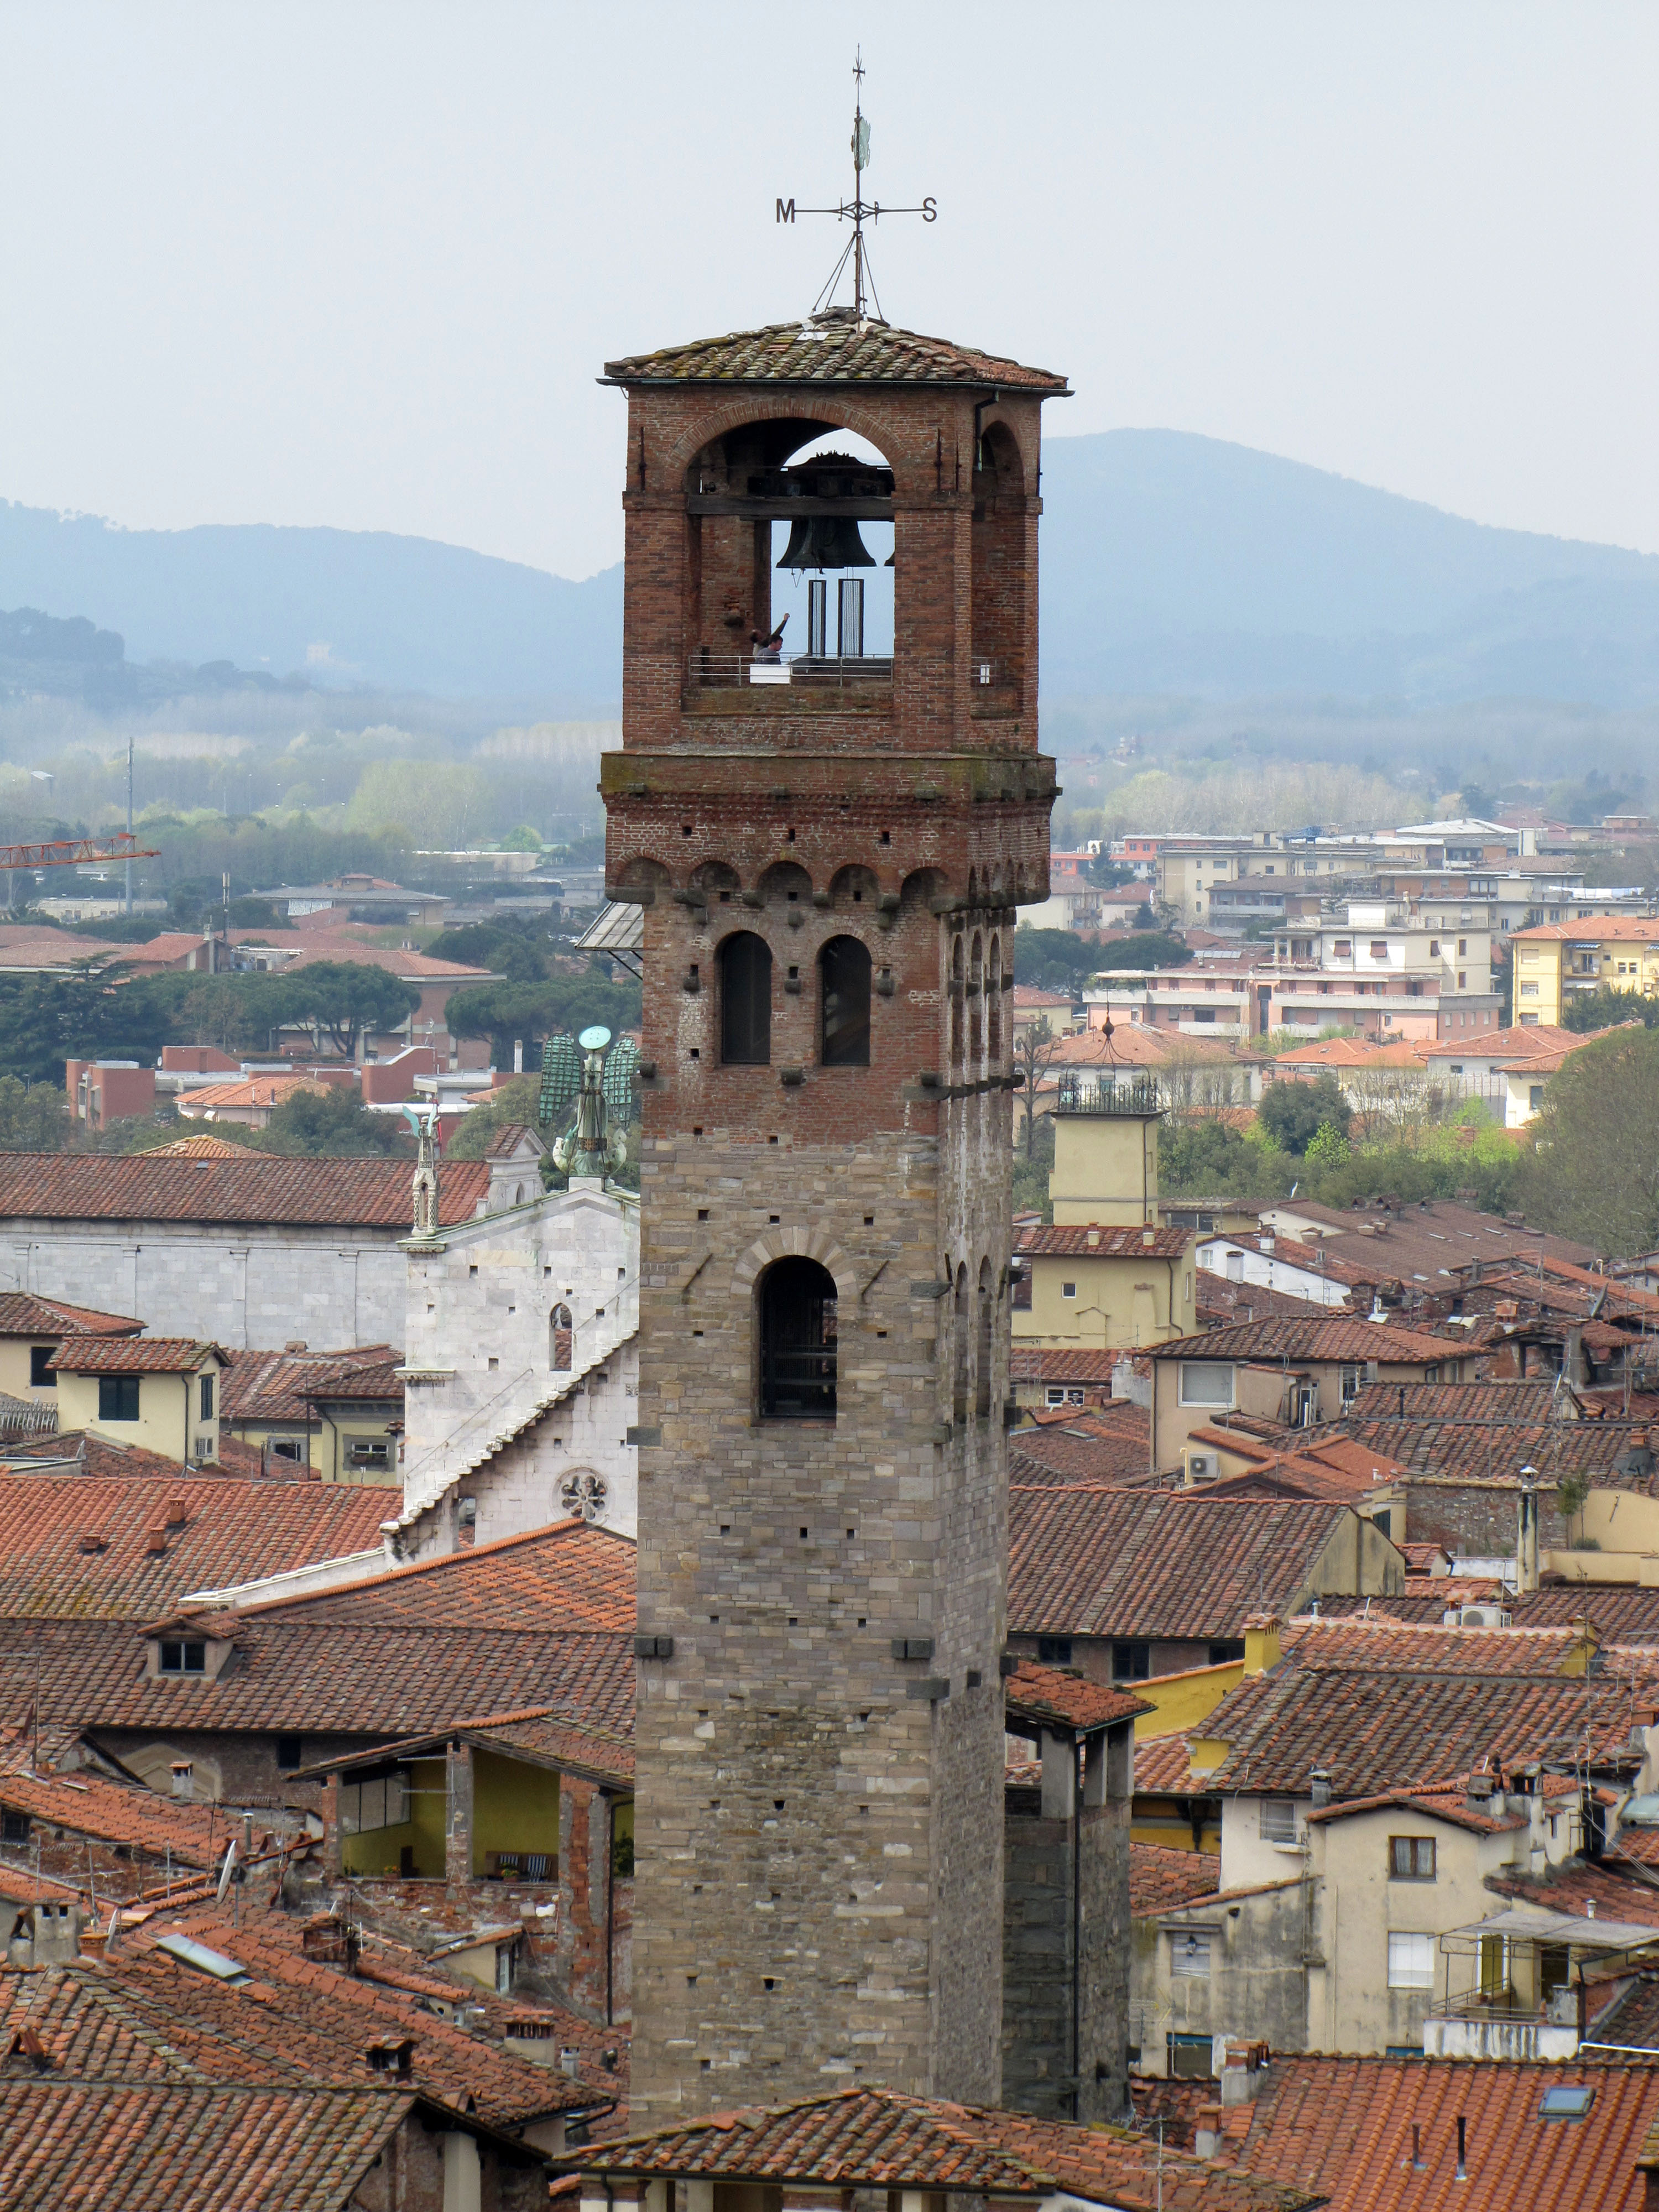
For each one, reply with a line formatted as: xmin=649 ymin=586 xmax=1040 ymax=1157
xmin=4 ymin=3 xmax=1658 ymax=579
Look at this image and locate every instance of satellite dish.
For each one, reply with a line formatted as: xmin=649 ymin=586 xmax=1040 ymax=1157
xmin=578 ymin=1026 xmax=612 ymax=1052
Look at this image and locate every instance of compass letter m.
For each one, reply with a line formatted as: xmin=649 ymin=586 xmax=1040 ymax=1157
xmin=775 ymin=197 xmax=796 ymax=223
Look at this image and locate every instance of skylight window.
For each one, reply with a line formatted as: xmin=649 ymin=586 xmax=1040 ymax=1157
xmin=1538 ymin=2085 xmax=1594 ymax=2121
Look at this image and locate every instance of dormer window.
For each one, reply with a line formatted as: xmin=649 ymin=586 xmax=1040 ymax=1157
xmin=160 ymin=1640 xmax=206 ymax=1675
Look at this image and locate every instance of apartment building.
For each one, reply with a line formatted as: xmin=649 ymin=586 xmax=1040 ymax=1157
xmin=1512 ymin=914 xmax=1659 ymax=1024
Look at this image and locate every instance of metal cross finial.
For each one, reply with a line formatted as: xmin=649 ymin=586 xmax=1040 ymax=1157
xmin=775 ymin=50 xmax=936 ymax=322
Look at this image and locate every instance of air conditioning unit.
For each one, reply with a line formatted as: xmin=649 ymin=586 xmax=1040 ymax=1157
xmin=193 ymin=1436 xmax=216 ymax=1463
xmin=1458 ymin=1604 xmax=1511 ymax=1629
xmin=1187 ymin=1452 xmax=1217 ymax=1482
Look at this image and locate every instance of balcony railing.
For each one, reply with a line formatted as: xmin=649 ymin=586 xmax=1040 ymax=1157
xmin=686 ymin=654 xmax=1009 ymax=690
xmin=1053 ymin=1074 xmax=1164 ymax=1118
xmin=688 ymin=653 xmax=894 ymax=689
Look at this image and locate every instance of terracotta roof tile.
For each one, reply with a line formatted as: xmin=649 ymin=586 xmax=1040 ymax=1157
xmin=1199 ymin=1655 xmax=1658 ymax=1798
xmin=1018 ymin=1224 xmax=1191 ymax=1258
xmin=0 ymin=1470 xmax=395 ymax=1619
xmin=564 ymin=2084 xmax=1316 ymax=2208
xmin=1133 ymin=1733 xmax=1205 ymax=1794
xmin=0 ymin=1768 xmax=242 ymax=1867
xmin=1010 ymin=1487 xmax=1357 ymax=1639
xmin=48 ymin=1337 xmax=223 ymax=1376
xmin=220 ymin=1347 xmax=403 ymax=1423
xmin=603 ymin=309 xmax=1070 ymax=392
xmin=1004 ymin=1658 xmax=1151 ymax=1735
xmin=1155 ymin=1315 xmax=1458 ymax=1365
xmin=0 ymin=1152 xmax=489 ymax=1229
xmin=1009 ymin=1349 xmax=1131 ymax=1384
xmin=1129 ymin=1841 xmax=1223 ymax=1916
xmin=1515 ymin=914 xmax=1659 ymax=940
xmin=4 ymin=1522 xmax=636 ymax=1739
xmin=0 ymin=1293 xmax=142 ymax=1339
xmin=1234 ymin=2052 xmax=1659 ymax=2210
xmin=0 ymin=2080 xmax=416 ymax=2212
xmin=1008 ymin=1404 xmax=1151 ymax=1486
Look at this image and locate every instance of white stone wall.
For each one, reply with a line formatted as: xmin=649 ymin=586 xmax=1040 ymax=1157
xmin=394 ymin=1338 xmax=640 ymax=1559
xmin=1 ymin=1223 xmax=408 ymax=1349
xmin=393 ymin=1180 xmax=641 ymax=1550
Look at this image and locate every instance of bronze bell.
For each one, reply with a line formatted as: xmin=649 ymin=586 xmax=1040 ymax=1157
xmin=776 ymin=514 xmax=877 ymax=571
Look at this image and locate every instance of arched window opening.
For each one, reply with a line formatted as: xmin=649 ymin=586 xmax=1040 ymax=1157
xmin=950 ymin=935 xmax=965 ymax=1071
xmin=952 ymin=1263 xmax=969 ymax=1426
xmin=820 ymin=937 xmax=872 ymax=1066
xmin=550 ymin=1304 xmax=573 ymax=1372
xmin=759 ymin=1258 xmax=838 ymax=1420
xmin=719 ymin=932 xmax=773 ymax=1065
xmin=976 ymin=1258 xmax=994 ymax=1420
xmin=969 ymin=933 xmax=984 ymax=1067
xmin=988 ymin=935 xmax=1004 ymax=1061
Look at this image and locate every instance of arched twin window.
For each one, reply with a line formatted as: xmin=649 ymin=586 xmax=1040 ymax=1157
xmin=717 ymin=930 xmax=873 ymax=1069
xmin=759 ymin=1257 xmax=838 ymax=1418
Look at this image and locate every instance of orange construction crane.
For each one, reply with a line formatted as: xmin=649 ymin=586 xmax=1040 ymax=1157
xmin=0 ymin=831 xmax=160 ymax=871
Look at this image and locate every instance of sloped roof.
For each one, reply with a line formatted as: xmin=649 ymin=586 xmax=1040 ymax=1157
xmin=0 ymin=1152 xmax=489 ymax=1228
xmin=1009 ymin=1487 xmax=1354 ymax=1639
xmin=1007 ymin=1403 xmax=1152 ymax=1487
xmin=220 ymin=1347 xmax=404 ymax=1423
xmin=0 ymin=1292 xmax=142 ymax=1339
xmin=1129 ymin=1841 xmax=1223 ymax=1917
xmin=1423 ymin=1025 xmax=1582 ymax=1062
xmin=0 ymin=2081 xmax=414 ymax=2212
xmin=232 ymin=1520 xmax=636 ymax=1634
xmin=1232 ymin=2054 xmax=1659 ymax=2212
xmin=1514 ymin=914 xmax=1659 ymax=940
xmin=1272 ymin=1037 xmax=1430 ymax=1069
xmin=564 ymin=2084 xmax=1317 ymax=2209
xmin=49 ymin=1337 xmax=223 ymax=1375
xmin=0 ymin=1767 xmax=243 ymax=1867
xmin=602 ymin=307 xmax=1070 ymax=392
xmin=1153 ymin=1316 xmax=1458 ymax=1364
xmin=1198 ymin=1660 xmax=1657 ymax=1797
xmin=0 ymin=1471 xmax=396 ymax=1619
xmin=1004 ymin=1658 xmax=1150 ymax=1736
xmin=1134 ymin=1734 xmax=1206 ymax=1795
xmin=1018 ymin=1224 xmax=1191 ymax=1258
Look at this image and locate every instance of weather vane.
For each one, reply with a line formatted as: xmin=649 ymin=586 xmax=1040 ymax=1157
xmin=775 ymin=49 xmax=936 ymax=322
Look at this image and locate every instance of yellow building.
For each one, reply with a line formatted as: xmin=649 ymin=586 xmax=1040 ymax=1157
xmin=51 ymin=1337 xmax=226 ymax=1465
xmin=0 ymin=1292 xmax=142 ymax=1411
xmin=218 ymin=1345 xmax=404 ymax=1482
xmin=1014 ymin=1081 xmax=1198 ymax=1349
xmin=1511 ymin=914 xmax=1659 ymax=1026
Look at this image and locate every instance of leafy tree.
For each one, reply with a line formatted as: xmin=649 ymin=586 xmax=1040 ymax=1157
xmin=285 ymin=962 xmax=422 ymax=1060
xmin=499 ymin=826 xmax=545 ymax=853
xmin=1011 ymin=1015 xmax=1065 ymax=1158
xmin=444 ymin=972 xmax=641 ymax=1065
xmin=1514 ymin=1027 xmax=1659 ymax=1256
xmin=244 ymin=1086 xmax=410 ymax=1158
xmin=1092 ymin=932 xmax=1192 ymax=972
xmin=0 ymin=1076 xmax=69 ymax=1151
xmin=1012 ymin=927 xmax=1097 ymax=992
xmin=0 ymin=967 xmax=173 ymax=1083
xmin=427 ymin=920 xmax=550 ymax=983
xmin=1258 ymin=1073 xmax=1352 ymax=1157
xmin=1305 ymin=1120 xmax=1352 ymax=1169
xmin=1559 ymin=985 xmax=1659 ymax=1033
xmin=442 ymin=1073 xmax=550 ymax=1160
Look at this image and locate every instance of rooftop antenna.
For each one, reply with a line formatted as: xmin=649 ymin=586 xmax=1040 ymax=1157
xmin=776 ymin=49 xmax=937 ymax=322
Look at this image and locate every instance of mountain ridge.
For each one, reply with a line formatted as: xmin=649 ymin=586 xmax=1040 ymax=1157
xmin=7 ymin=429 xmax=1659 ymax=707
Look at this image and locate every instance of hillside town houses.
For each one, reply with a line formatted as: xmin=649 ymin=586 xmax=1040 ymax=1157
xmin=9 ymin=374 xmax=1659 ymax=2209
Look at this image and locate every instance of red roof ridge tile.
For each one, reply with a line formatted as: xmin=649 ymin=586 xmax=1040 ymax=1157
xmin=232 ymin=1515 xmax=634 ymax=1619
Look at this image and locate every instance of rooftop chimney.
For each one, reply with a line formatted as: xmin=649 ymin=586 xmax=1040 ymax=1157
xmin=1310 ymin=1767 xmax=1333 ymax=1808
xmin=143 ymin=1526 xmax=168 ymax=1555
xmin=1466 ymin=1772 xmax=1495 ymax=1813
xmin=165 ymin=1496 xmax=188 ymax=1528
xmin=169 ymin=1760 xmax=193 ymax=1801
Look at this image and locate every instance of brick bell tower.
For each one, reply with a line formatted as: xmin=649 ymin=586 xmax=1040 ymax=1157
xmin=602 ymin=305 xmax=1068 ymax=2120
